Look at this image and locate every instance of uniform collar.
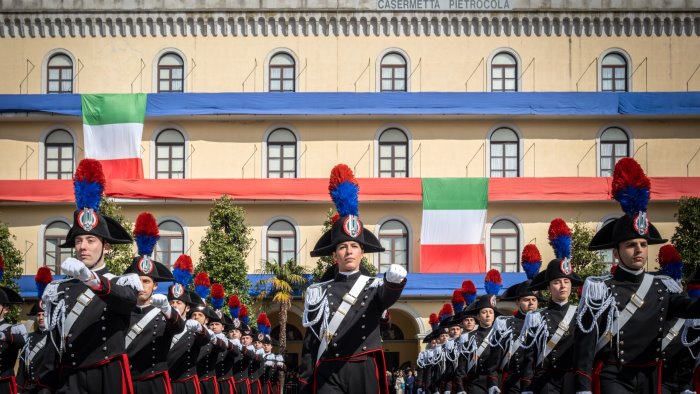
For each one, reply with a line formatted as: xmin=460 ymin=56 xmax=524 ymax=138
xmin=548 ymin=300 xmax=569 ymax=310
xmin=334 ymin=271 xmax=362 ymax=282
xmin=613 ymin=264 xmax=646 ymax=284
xmin=514 ymin=310 xmax=527 ymax=320
xmin=93 ymin=265 xmax=110 ymax=276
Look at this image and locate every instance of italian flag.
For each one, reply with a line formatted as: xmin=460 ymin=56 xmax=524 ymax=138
xmin=420 ymin=178 xmax=488 ymax=273
xmin=81 ymin=94 xmax=146 ymax=179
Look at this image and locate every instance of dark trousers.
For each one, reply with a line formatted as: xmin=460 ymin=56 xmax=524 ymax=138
xmin=217 ymin=377 xmax=235 ymax=394
xmin=235 ymin=378 xmax=251 ymax=394
xmin=597 ymin=363 xmax=659 ymax=394
xmin=250 ymin=380 xmax=262 ymax=394
xmin=200 ymin=376 xmax=220 ymax=394
xmin=315 ymin=357 xmax=382 ymax=393
xmin=56 ymin=355 xmax=134 ymax=394
xmin=530 ymin=369 xmax=575 ymax=394
xmin=501 ymin=371 xmax=521 ymax=394
xmin=171 ymin=376 xmax=201 ymax=394
xmin=132 ymin=371 xmax=172 ymax=394
xmin=0 ymin=376 xmax=18 ymax=394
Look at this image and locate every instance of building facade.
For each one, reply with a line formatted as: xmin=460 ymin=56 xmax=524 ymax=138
xmin=1 ymin=0 xmax=700 ymax=370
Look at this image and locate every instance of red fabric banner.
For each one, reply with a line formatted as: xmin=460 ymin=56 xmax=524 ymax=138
xmin=420 ymin=244 xmax=486 ymax=273
xmin=0 ymin=177 xmax=697 ymax=203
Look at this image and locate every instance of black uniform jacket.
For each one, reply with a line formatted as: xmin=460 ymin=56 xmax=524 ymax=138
xmin=214 ymin=342 xmax=241 ymax=380
xmin=457 ymin=325 xmax=501 ymax=391
xmin=197 ymin=337 xmax=226 ymax=379
xmin=299 ymin=271 xmax=406 ymax=393
xmin=232 ymin=346 xmax=255 ymax=381
xmin=126 ymin=304 xmax=185 ymax=380
xmin=17 ymin=330 xmax=58 ymax=389
xmin=500 ymin=311 xmax=529 ymax=391
xmin=573 ymin=268 xmax=700 ymax=392
xmin=0 ymin=320 xmax=26 ymax=378
xmin=49 ymin=266 xmax=137 ymax=369
xmin=167 ymin=325 xmax=210 ymax=382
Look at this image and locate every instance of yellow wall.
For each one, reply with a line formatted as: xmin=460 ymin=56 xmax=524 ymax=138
xmin=2 ymin=34 xmax=700 ymax=94
xmin=1 ymin=118 xmax=699 ymax=181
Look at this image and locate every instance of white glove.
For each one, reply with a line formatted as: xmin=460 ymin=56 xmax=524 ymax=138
xmin=186 ymin=319 xmax=203 ymax=333
xmin=0 ymin=332 xmax=4 ymax=342
xmin=255 ymin=348 xmax=265 ymax=356
xmin=265 ymin=359 xmax=275 ymax=367
xmin=11 ymin=324 xmax=27 ymax=339
xmin=151 ymin=294 xmax=172 ymax=318
xmin=457 ymin=392 xmax=467 ymax=394
xmin=444 ymin=391 xmax=451 ymax=394
xmin=61 ymin=257 xmax=94 ymax=282
xmin=488 ymin=387 xmax=501 ymax=394
xmin=246 ymin=345 xmax=255 ymax=352
xmin=229 ymin=338 xmax=242 ymax=350
xmin=208 ymin=329 xmax=218 ymax=344
xmin=385 ymin=264 xmax=407 ymax=284
xmin=680 ymin=391 xmax=696 ymax=394
xmin=575 ymin=392 xmax=593 ymax=394
xmin=215 ymin=333 xmax=227 ymax=344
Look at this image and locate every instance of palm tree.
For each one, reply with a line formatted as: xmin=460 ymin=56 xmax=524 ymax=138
xmin=257 ymin=259 xmax=309 ymax=393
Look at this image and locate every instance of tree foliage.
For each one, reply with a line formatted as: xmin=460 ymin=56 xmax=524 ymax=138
xmin=568 ymin=219 xmax=605 ymax=303
xmin=312 ymin=209 xmax=377 ymax=282
xmin=197 ymin=195 xmax=253 ymax=305
xmin=672 ymin=197 xmax=700 ymax=278
xmin=100 ymin=196 xmax=135 ymax=275
xmin=0 ymin=221 xmax=24 ymax=322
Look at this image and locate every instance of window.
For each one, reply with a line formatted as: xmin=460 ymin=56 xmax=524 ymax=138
xmin=266 ymin=220 xmax=296 ymax=264
xmin=381 ymin=323 xmax=405 ymax=340
xmin=44 ymin=129 xmax=74 ymax=179
xmin=490 ymin=128 xmax=519 ymax=178
xmin=490 ymin=219 xmax=519 ymax=272
xmin=378 ymin=220 xmax=409 ymax=273
xmin=599 ymin=127 xmax=629 ymax=177
xmin=155 ymin=220 xmax=184 ymax=267
xmin=158 ymin=53 xmax=184 ymax=93
xmin=155 ymin=129 xmax=185 ymax=179
xmin=269 ymin=53 xmax=295 ymax=92
xmin=44 ymin=221 xmax=72 ymax=274
xmin=491 ymin=52 xmax=517 ymax=92
xmin=378 ymin=128 xmax=409 ymax=178
xmin=380 ymin=53 xmax=407 ymax=92
xmin=601 ymin=53 xmax=628 ymax=92
xmin=267 ymin=129 xmax=297 ymax=178
xmin=47 ymin=54 xmax=73 ymax=94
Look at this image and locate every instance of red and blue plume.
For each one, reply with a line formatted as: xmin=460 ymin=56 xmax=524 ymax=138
xmin=438 ymin=303 xmax=454 ymax=322
xmin=0 ymin=256 xmax=4 ymax=282
xmin=548 ymin=218 xmax=572 ymax=260
xmin=689 ymin=283 xmax=700 ymax=298
xmin=211 ymin=283 xmax=225 ymax=310
xmin=328 ymin=164 xmax=359 ymax=217
xmin=611 ymin=158 xmax=650 ymax=216
xmin=35 ymin=266 xmax=53 ymax=299
xmin=521 ymin=244 xmax=542 ymax=280
xmin=172 ymin=255 xmax=193 ymax=287
xmin=134 ymin=212 xmax=159 ymax=256
xmin=658 ymin=244 xmax=683 ymax=280
xmin=228 ymin=295 xmax=241 ymax=318
xmin=73 ymin=159 xmax=106 ymax=211
xmin=240 ymin=305 xmax=250 ymax=325
xmin=194 ymin=272 xmax=211 ymax=300
xmin=429 ymin=313 xmax=439 ymax=330
xmin=257 ymin=313 xmax=272 ymax=335
xmin=484 ymin=269 xmax=502 ymax=295
xmin=451 ymin=290 xmax=465 ymax=314
xmin=461 ymin=280 xmax=477 ymax=304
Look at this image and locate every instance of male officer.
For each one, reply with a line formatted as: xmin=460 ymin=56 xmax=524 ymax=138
xmin=234 ymin=322 xmax=257 ymax=394
xmin=0 ymin=282 xmax=26 ymax=394
xmin=494 ymin=277 xmax=539 ymax=394
xmin=123 ymin=212 xmax=185 ymax=393
xmin=167 ymin=255 xmax=212 ymax=394
xmin=299 ymin=164 xmax=407 ymax=394
xmin=17 ymin=267 xmax=57 ymax=394
xmin=519 ymin=219 xmax=582 ymax=394
xmin=574 ymin=158 xmax=700 ymax=394
xmin=42 ymin=159 xmax=140 ymax=394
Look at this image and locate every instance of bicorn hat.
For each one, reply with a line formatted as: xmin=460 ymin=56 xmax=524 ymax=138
xmin=310 ymin=164 xmax=384 ymax=257
xmin=589 ymin=158 xmax=666 ymax=251
xmin=28 ymin=266 xmax=52 ymax=316
xmin=123 ymin=212 xmax=173 ymax=282
xmin=61 ymin=159 xmax=133 ymax=248
xmin=529 ymin=219 xmax=583 ymax=291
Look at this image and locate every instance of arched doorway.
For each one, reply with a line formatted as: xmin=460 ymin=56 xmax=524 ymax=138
xmin=382 ymin=307 xmax=420 ymax=373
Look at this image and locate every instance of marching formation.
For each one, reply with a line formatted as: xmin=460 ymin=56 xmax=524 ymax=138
xmin=0 ymin=159 xmax=287 ymax=394
xmin=415 ymin=158 xmax=700 ymax=394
